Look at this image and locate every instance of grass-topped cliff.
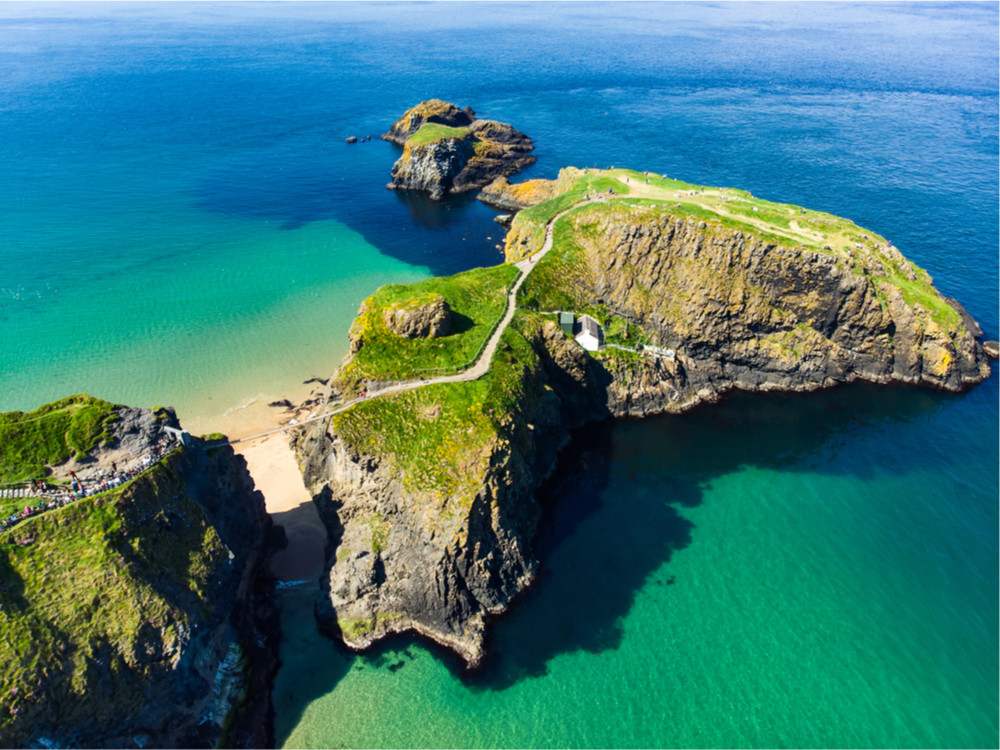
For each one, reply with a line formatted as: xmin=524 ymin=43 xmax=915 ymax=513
xmin=0 ymin=397 xmax=271 ymax=747
xmin=297 ymin=163 xmax=991 ymax=667
xmin=505 ymin=167 xmax=984 ymax=392
xmin=334 ymin=263 xmax=520 ymax=393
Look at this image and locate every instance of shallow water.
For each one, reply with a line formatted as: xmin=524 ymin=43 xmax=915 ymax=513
xmin=2 ymin=3 xmax=997 ymax=748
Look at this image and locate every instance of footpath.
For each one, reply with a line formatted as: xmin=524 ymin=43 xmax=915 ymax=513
xmin=222 ymin=199 xmax=589 ymax=447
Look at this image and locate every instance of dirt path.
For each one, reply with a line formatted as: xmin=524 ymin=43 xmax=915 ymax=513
xmin=223 ymin=201 xmax=583 ymax=447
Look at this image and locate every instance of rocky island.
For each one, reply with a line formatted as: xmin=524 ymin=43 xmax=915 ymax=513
xmin=296 ymin=164 xmax=993 ymax=668
xmin=384 ymin=99 xmax=536 ymax=200
xmin=0 ymin=396 xmax=275 ymax=748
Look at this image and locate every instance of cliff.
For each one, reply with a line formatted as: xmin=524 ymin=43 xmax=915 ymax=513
xmin=511 ymin=169 xmax=990 ymax=407
xmin=384 ymin=100 xmax=535 ymax=200
xmin=295 ymin=167 xmax=992 ymax=668
xmin=0 ymin=396 xmax=274 ymax=748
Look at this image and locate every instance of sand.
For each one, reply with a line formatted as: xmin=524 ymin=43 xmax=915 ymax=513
xmin=179 ymin=381 xmax=331 ymax=582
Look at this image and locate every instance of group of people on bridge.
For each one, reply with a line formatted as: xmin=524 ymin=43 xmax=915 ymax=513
xmin=1 ymin=436 xmax=178 ymax=534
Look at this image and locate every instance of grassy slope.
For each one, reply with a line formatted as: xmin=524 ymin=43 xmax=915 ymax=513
xmin=0 ymin=450 xmax=231 ymax=740
xmin=335 ymin=263 xmax=520 ymax=391
xmin=407 ymin=122 xmax=472 ymax=146
xmin=332 ymin=313 xmax=545 ymax=505
xmin=509 ymin=168 xmax=961 ymax=331
xmin=0 ymin=395 xmax=120 ymax=484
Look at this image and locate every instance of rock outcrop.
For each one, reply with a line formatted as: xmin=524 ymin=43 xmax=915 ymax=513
xmin=384 ymin=100 xmax=535 ymax=200
xmin=478 ymin=175 xmax=570 ymax=211
xmin=383 ymin=294 xmax=452 ymax=339
xmin=0 ymin=400 xmax=276 ymax=748
xmin=517 ymin=203 xmax=990 ymax=415
xmin=294 ymin=325 xmax=571 ymax=667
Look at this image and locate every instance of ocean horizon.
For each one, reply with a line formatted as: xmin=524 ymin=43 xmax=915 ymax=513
xmin=2 ymin=2 xmax=997 ymax=747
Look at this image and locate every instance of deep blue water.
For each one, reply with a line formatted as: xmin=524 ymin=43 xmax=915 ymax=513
xmin=1 ymin=3 xmax=997 ymax=747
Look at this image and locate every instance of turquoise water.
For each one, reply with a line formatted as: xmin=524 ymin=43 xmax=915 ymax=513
xmin=2 ymin=3 xmax=997 ymax=748
xmin=276 ymin=384 xmax=998 ymax=748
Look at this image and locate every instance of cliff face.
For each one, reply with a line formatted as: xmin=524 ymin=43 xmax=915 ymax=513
xmin=0 ymin=402 xmax=274 ymax=748
xmin=294 ymin=321 xmax=575 ymax=666
xmin=385 ymin=100 xmax=535 ymax=200
xmin=518 ymin=204 xmax=990 ymax=416
xmin=294 ymin=171 xmax=991 ymax=670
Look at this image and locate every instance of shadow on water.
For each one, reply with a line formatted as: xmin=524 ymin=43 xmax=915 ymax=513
xmin=269 ymin=376 xmax=991 ymax=735
xmin=194 ymin=139 xmax=508 ymax=277
xmin=459 ymin=381 xmax=980 ymax=690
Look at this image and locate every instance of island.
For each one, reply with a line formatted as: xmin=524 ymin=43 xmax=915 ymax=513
xmin=295 ymin=162 xmax=992 ymax=667
xmin=2 ymin=104 xmax=994 ymax=744
xmin=384 ymin=99 xmax=536 ymax=200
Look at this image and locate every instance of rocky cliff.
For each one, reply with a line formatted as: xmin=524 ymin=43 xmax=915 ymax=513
xmin=295 ymin=167 xmax=992 ymax=669
xmin=0 ymin=398 xmax=275 ymax=748
xmin=384 ymin=100 xmax=535 ymax=200
xmin=295 ymin=318 xmax=577 ymax=666
xmin=516 ymin=200 xmax=991 ymax=416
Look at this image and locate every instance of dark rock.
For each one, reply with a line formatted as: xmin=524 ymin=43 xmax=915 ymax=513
xmin=945 ymin=297 xmax=983 ymax=338
xmin=268 ymin=399 xmax=293 ymax=409
xmin=345 ymin=136 xmax=358 ymax=144
xmin=384 ymin=100 xmax=534 ymax=201
xmin=984 ymin=341 xmax=999 ymax=359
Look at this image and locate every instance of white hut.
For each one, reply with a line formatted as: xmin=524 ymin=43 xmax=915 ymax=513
xmin=574 ymin=314 xmax=604 ymax=352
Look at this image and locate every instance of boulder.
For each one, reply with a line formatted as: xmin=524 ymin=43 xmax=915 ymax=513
xmin=383 ymin=294 xmax=452 ymax=339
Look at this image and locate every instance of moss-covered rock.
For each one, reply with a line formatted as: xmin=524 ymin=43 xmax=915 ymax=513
xmin=383 ymin=292 xmax=452 ymax=339
xmin=384 ymin=100 xmax=535 ymax=200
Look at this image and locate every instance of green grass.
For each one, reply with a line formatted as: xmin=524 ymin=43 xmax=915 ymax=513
xmin=885 ymin=274 xmax=961 ymax=330
xmin=0 ymin=395 xmax=119 ymax=484
xmin=0 ymin=451 xmax=233 ymax=742
xmin=506 ymin=171 xmax=634 ymax=258
xmin=510 ymin=169 xmax=964 ymax=338
xmin=407 ymin=123 xmax=472 ymax=147
xmin=335 ymin=263 xmax=520 ymax=392
xmin=332 ymin=317 xmax=546 ymax=504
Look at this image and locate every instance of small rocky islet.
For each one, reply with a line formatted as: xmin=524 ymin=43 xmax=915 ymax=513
xmin=1 ymin=100 xmax=995 ymax=746
xmin=383 ymin=98 xmax=536 ymax=200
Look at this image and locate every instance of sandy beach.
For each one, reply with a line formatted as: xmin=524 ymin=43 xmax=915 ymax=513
xmin=179 ymin=380 xmax=330 ymax=582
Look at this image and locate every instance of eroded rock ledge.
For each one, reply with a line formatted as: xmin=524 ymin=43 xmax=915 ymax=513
xmin=384 ymin=99 xmax=535 ymax=200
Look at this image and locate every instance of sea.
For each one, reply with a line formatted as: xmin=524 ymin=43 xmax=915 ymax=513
xmin=1 ymin=2 xmax=997 ymax=747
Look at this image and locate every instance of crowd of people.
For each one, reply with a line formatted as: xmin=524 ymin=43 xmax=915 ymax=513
xmin=1 ymin=436 xmax=178 ymax=533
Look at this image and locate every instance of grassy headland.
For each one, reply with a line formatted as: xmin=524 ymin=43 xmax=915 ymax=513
xmin=0 ymin=449 xmax=231 ymax=741
xmin=0 ymin=395 xmax=121 ymax=484
xmin=334 ymin=263 xmax=520 ymax=392
xmin=507 ymin=167 xmax=962 ymax=331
